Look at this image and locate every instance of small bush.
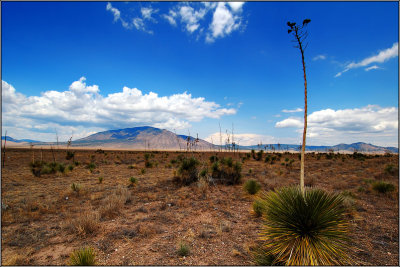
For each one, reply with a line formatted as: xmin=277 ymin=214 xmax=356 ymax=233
xmin=68 ymin=164 xmax=74 ymax=171
xmin=244 ymin=179 xmax=261 ymax=195
xmin=251 ymin=149 xmax=256 ymax=159
xmin=199 ymin=168 xmax=207 ymax=177
xmin=252 ymin=198 xmax=266 ymax=217
xmin=98 ymin=177 xmax=103 ymax=184
xmin=175 ymin=157 xmax=199 ymax=185
xmin=177 ymin=242 xmax=190 ymax=256
xmin=372 ymin=181 xmax=395 ymax=194
xmin=211 ymin=157 xmax=242 ymax=185
xmin=69 ymin=212 xmax=100 ymax=236
xmin=99 ymin=186 xmax=131 ymax=219
xmin=69 ymin=247 xmax=96 ymax=266
xmin=129 ymin=176 xmax=137 ymax=185
xmin=71 ymin=183 xmax=81 ymax=194
xmin=140 ymin=168 xmax=146 ymax=174
xmin=86 ymin=162 xmax=96 ymax=173
xmin=209 ymin=155 xmax=218 ymax=163
xmin=66 ymin=151 xmax=75 ymax=160
xmin=384 ymin=164 xmax=398 ymax=175
xmin=256 ymin=150 xmax=264 ymax=161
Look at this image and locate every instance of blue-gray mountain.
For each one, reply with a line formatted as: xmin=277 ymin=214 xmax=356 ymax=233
xmin=2 ymin=126 xmax=398 ymax=153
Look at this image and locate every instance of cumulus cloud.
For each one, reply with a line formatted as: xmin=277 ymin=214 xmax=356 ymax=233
xmin=206 ymin=2 xmax=243 ymax=43
xmin=335 ymin=42 xmax=398 ymax=77
xmin=2 ymin=78 xmax=236 ymax=142
xmin=282 ymin=108 xmax=303 ymax=113
xmin=275 ymin=105 xmax=398 ymax=146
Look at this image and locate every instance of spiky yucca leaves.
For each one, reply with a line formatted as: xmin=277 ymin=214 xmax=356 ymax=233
xmin=259 ymin=186 xmax=352 ymax=265
xmin=69 ymin=247 xmax=96 ymax=266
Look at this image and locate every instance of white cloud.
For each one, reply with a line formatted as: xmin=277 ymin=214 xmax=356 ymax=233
xmin=106 ymin=2 xmax=154 ymax=33
xmin=106 ymin=2 xmax=120 ymax=21
xmin=365 ymin=65 xmax=380 ymax=71
xmin=313 ymin=54 xmax=326 ymax=61
xmin=228 ymin=2 xmax=245 ymax=13
xmin=2 ymin=78 xmax=236 ymax=142
xmin=162 ymin=10 xmax=177 ymax=26
xmin=206 ymin=2 xmax=243 ymax=43
xmin=335 ymin=42 xmax=398 ymax=77
xmin=282 ymin=108 xmax=303 ymax=113
xmin=275 ymin=105 xmax=398 ymax=146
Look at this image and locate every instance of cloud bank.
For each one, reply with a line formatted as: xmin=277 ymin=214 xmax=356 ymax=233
xmin=2 ymin=78 xmax=236 ymax=141
xmin=275 ymin=105 xmax=398 ymax=147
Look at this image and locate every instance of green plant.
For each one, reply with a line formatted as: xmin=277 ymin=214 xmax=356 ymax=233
xmin=140 ymin=168 xmax=146 ymax=174
xmin=66 ymin=151 xmax=75 ymax=160
xmin=175 ymin=157 xmax=199 ymax=185
xmin=129 ymin=176 xmax=137 ymax=185
xmin=69 ymin=247 xmax=96 ymax=266
xmin=384 ymin=164 xmax=397 ymax=175
xmin=252 ymin=198 xmax=266 ymax=217
xmin=68 ymin=164 xmax=74 ymax=171
xmin=209 ymin=155 xmax=218 ymax=163
xmin=199 ymin=168 xmax=207 ymax=177
xmin=372 ymin=181 xmax=395 ymax=194
xmin=211 ymin=158 xmax=242 ymax=185
xmin=177 ymin=242 xmax=190 ymax=257
xmin=251 ymin=149 xmax=256 ymax=159
xmin=256 ymin=150 xmax=264 ymax=161
xmin=98 ymin=176 xmax=103 ymax=184
xmin=30 ymin=160 xmax=44 ymax=177
xmin=244 ymin=179 xmax=261 ymax=195
xmin=259 ymin=186 xmax=352 ymax=265
xmin=71 ymin=183 xmax=81 ymax=194
xmin=86 ymin=162 xmax=96 ymax=172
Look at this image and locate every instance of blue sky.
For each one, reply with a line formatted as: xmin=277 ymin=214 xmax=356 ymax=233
xmin=1 ymin=1 xmax=398 ymax=147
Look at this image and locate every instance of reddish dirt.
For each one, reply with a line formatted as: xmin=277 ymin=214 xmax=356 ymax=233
xmin=1 ymin=148 xmax=398 ymax=265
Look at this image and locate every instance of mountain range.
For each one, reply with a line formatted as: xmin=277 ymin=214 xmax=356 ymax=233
xmin=2 ymin=126 xmax=398 ymax=153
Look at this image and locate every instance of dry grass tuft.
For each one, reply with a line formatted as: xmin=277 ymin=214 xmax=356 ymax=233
xmin=99 ymin=185 xmax=131 ymax=219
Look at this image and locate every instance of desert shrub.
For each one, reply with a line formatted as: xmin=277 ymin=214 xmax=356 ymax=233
xmin=68 ymin=164 xmax=74 ymax=171
xmin=340 ymin=190 xmax=356 ymax=213
xmin=244 ymin=179 xmax=261 ymax=195
xmin=252 ymin=198 xmax=266 ymax=217
xmin=264 ymin=155 xmax=271 ymax=163
xmin=57 ymin=163 xmax=66 ymax=173
xmin=144 ymin=153 xmax=151 ymax=161
xmin=69 ymin=247 xmax=96 ymax=266
xmin=99 ymin=186 xmax=131 ymax=219
xmin=256 ymin=150 xmax=264 ymax=161
xmin=211 ymin=157 xmax=242 ymax=185
xmin=74 ymin=161 xmax=80 ymax=166
xmin=384 ymin=164 xmax=398 ymax=175
xmin=248 ymin=168 xmax=253 ymax=174
xmin=199 ymin=168 xmax=207 ymax=177
xmin=197 ymin=177 xmax=209 ymax=198
xmin=177 ymin=242 xmax=190 ymax=256
xmin=69 ymin=212 xmax=100 ymax=236
xmin=372 ymin=181 xmax=395 ymax=194
xmin=71 ymin=183 xmax=81 ymax=195
xmin=209 ymin=155 xmax=218 ymax=163
xmin=140 ymin=168 xmax=146 ymax=174
xmin=175 ymin=157 xmax=199 ymax=185
xmin=170 ymin=159 xmax=178 ymax=164
xmin=145 ymin=161 xmax=153 ymax=168
xmin=259 ymin=186 xmax=352 ymax=265
xmin=129 ymin=176 xmax=137 ymax=185
xmin=66 ymin=151 xmax=75 ymax=160
xmin=30 ymin=160 xmax=44 ymax=177
xmin=352 ymin=152 xmax=366 ymax=161
xmin=86 ymin=162 xmax=96 ymax=172
xmin=95 ymin=149 xmax=104 ymax=154
xmin=251 ymin=149 xmax=256 ymax=159
xmin=246 ymin=153 xmax=251 ymax=159
xmin=128 ymin=165 xmax=135 ymax=169
xmin=98 ymin=177 xmax=103 ymax=184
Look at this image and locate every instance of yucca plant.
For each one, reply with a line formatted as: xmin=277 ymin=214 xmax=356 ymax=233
xmin=69 ymin=247 xmax=96 ymax=266
xmin=244 ymin=179 xmax=261 ymax=195
xmin=259 ymin=186 xmax=352 ymax=265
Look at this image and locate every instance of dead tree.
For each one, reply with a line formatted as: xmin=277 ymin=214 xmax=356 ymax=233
xmin=287 ymin=18 xmax=311 ymax=194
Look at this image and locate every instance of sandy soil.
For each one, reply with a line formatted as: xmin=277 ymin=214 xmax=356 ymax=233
xmin=1 ymin=148 xmax=398 ymax=265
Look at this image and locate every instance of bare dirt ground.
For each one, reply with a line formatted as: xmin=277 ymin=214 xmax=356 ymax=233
xmin=1 ymin=148 xmax=398 ymax=265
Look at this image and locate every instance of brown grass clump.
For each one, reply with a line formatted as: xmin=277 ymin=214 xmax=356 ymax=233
xmin=99 ymin=185 xmax=131 ymax=219
xmin=64 ymin=211 xmax=100 ymax=236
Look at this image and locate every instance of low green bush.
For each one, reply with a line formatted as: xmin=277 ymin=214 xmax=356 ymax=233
xmin=244 ymin=179 xmax=261 ymax=195
xmin=69 ymin=247 xmax=96 ymax=266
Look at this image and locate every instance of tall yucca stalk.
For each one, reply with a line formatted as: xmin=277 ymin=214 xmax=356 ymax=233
xmin=259 ymin=186 xmax=352 ymax=265
xmin=287 ymin=19 xmax=311 ymax=194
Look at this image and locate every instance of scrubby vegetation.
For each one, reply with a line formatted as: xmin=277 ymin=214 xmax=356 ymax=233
xmin=244 ymin=179 xmax=261 ymax=195
xmin=259 ymin=186 xmax=352 ymax=265
xmin=69 ymin=247 xmax=96 ymax=266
